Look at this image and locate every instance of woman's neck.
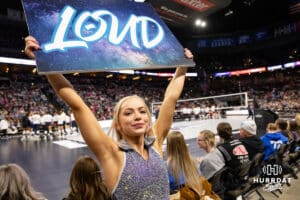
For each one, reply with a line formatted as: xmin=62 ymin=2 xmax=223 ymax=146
xmin=123 ymin=136 xmax=149 ymax=159
xmin=206 ymin=146 xmax=215 ymax=153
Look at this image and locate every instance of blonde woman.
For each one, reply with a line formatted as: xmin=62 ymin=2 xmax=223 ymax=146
xmin=167 ymin=131 xmax=202 ymax=196
xmin=197 ymin=130 xmax=217 ymax=154
xmin=197 ymin=130 xmax=225 ymax=180
xmin=25 ymin=36 xmax=193 ymax=200
xmin=0 ymin=163 xmax=46 ymax=200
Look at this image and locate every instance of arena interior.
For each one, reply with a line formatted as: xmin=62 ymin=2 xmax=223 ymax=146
xmin=0 ymin=0 xmax=300 ymax=200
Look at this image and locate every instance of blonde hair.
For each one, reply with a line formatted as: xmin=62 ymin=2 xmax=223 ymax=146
xmin=266 ymin=123 xmax=277 ymax=132
xmin=167 ymin=131 xmax=202 ymax=196
xmin=199 ymin=130 xmax=216 ymax=147
xmin=108 ymin=95 xmax=152 ymax=141
xmin=0 ymin=163 xmax=45 ymax=200
xmin=296 ymin=113 xmax=300 ymax=127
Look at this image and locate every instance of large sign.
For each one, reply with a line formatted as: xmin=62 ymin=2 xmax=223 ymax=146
xmin=22 ymin=0 xmax=194 ymax=74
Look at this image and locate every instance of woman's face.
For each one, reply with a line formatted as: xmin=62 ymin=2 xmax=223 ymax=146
xmin=118 ymin=97 xmax=150 ymax=138
xmin=197 ymin=133 xmax=207 ymax=150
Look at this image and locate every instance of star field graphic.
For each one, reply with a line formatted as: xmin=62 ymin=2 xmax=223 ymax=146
xmin=22 ymin=0 xmax=195 ymax=74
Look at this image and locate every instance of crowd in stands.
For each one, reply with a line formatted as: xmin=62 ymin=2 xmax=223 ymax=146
xmin=0 ymin=69 xmax=299 ymax=137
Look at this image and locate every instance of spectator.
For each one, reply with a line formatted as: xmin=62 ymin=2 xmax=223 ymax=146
xmin=288 ymin=120 xmax=300 ymax=141
xmin=261 ymin=122 xmax=289 ymax=161
xmin=25 ymin=36 xmax=193 ymax=200
xmin=0 ymin=115 xmax=9 ymax=137
xmin=0 ymin=163 xmax=46 ymax=200
xmin=63 ymin=156 xmax=114 ymax=200
xmin=276 ymin=118 xmax=292 ymax=141
xmin=247 ymin=104 xmax=254 ymax=119
xmin=239 ymin=120 xmax=264 ymax=160
xmin=216 ymin=122 xmax=233 ymax=144
xmin=216 ymin=122 xmax=250 ymax=190
xmin=167 ymin=131 xmax=220 ymax=200
xmin=197 ymin=130 xmax=225 ymax=180
xmin=154 ymin=105 xmax=160 ymax=120
xmin=167 ymin=131 xmax=202 ymax=195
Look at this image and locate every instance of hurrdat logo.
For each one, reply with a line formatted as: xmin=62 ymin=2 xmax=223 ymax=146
xmin=252 ymin=164 xmax=292 ymax=192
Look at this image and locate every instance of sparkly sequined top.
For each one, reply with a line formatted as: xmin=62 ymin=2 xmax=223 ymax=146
xmin=112 ymin=137 xmax=169 ymax=200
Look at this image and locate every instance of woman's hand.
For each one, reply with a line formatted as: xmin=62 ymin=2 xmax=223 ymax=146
xmin=184 ymin=48 xmax=193 ymax=60
xmin=24 ymin=36 xmax=41 ymax=59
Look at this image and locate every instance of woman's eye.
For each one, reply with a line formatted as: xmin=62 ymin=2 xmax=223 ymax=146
xmin=140 ymin=110 xmax=147 ymax=114
xmin=124 ymin=112 xmax=132 ymax=116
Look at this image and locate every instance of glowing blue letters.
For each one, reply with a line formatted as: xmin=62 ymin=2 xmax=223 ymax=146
xmin=43 ymin=5 xmax=165 ymax=52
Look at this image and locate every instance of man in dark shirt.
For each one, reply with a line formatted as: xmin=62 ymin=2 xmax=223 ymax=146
xmin=239 ymin=120 xmax=264 ymax=160
xmin=216 ymin=122 xmax=250 ymax=196
xmin=217 ymin=122 xmax=250 ymax=171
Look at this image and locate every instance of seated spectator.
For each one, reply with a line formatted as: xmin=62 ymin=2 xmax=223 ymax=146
xmin=0 ymin=163 xmax=46 ymax=200
xmin=216 ymin=122 xmax=250 ymax=170
xmin=276 ymin=118 xmax=292 ymax=141
xmin=166 ymin=131 xmax=202 ymax=195
xmin=216 ymin=122 xmax=233 ymax=143
xmin=288 ymin=120 xmax=300 ymax=141
xmin=239 ymin=120 xmax=264 ymax=160
xmin=216 ymin=122 xmax=250 ymax=193
xmin=197 ymin=130 xmax=225 ymax=180
xmin=63 ymin=156 xmax=114 ymax=200
xmin=261 ymin=122 xmax=289 ymax=161
xmin=288 ymin=120 xmax=300 ymax=152
xmin=166 ymin=131 xmax=220 ymax=199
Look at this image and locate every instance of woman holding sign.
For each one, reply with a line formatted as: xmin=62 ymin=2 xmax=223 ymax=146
xmin=25 ymin=36 xmax=193 ymax=199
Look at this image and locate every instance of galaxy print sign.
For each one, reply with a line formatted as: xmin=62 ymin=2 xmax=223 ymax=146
xmin=22 ymin=0 xmax=195 ymax=74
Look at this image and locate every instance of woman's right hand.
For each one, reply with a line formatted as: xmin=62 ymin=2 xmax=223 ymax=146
xmin=24 ymin=36 xmax=41 ymax=59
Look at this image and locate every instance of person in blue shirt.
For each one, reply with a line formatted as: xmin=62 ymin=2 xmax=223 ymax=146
xmin=261 ymin=123 xmax=289 ymax=160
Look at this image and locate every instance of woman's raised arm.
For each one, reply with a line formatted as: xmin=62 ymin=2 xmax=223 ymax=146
xmin=24 ymin=36 xmax=120 ymax=165
xmin=153 ymin=48 xmax=194 ymax=149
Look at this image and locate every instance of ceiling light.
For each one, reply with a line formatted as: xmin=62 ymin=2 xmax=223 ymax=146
xmin=195 ymin=19 xmax=206 ymax=28
xmin=133 ymin=76 xmax=140 ymax=80
xmin=225 ymin=10 xmax=234 ymax=16
xmin=106 ymin=74 xmax=113 ymax=78
xmin=200 ymin=21 xmax=206 ymax=27
xmin=195 ymin=19 xmax=202 ymax=26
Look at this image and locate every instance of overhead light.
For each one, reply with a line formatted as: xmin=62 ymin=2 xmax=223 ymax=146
xmin=106 ymin=74 xmax=113 ymax=78
xmin=195 ymin=19 xmax=206 ymax=27
xmin=0 ymin=56 xmax=36 ymax=65
xmin=200 ymin=21 xmax=206 ymax=27
xmin=132 ymin=76 xmax=140 ymax=80
xmin=225 ymin=10 xmax=234 ymax=16
xmin=195 ymin=19 xmax=202 ymax=26
xmin=32 ymin=67 xmax=37 ymax=73
xmin=134 ymin=0 xmax=146 ymax=2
